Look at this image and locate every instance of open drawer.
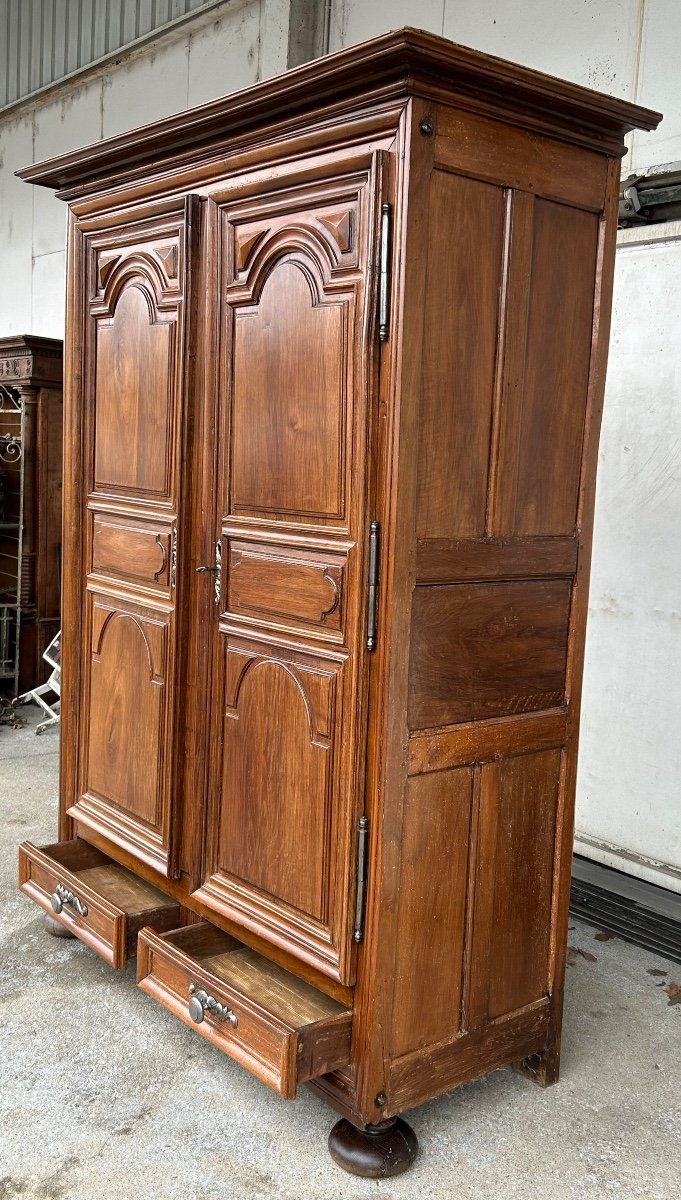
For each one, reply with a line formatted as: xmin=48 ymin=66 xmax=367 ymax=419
xmin=137 ymin=922 xmax=353 ymax=1099
xmin=18 ymin=839 xmax=181 ymax=967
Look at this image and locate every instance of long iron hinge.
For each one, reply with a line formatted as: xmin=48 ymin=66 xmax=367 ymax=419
xmin=378 ymin=202 xmax=392 ymax=342
xmin=366 ymin=520 xmax=380 ymax=651
xmin=353 ymin=816 xmax=369 ymax=943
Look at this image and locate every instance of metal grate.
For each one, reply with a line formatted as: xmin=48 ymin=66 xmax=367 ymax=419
xmin=0 ymin=0 xmax=217 ymax=109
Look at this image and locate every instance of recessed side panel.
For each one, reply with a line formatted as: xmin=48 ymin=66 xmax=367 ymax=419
xmin=408 ymin=579 xmax=571 ymax=730
xmin=390 ymin=767 xmax=473 ymax=1057
xmin=467 ymin=750 xmax=562 ymax=1023
xmin=487 ymin=750 xmax=561 ymax=1018
xmin=416 ymin=170 xmax=505 ymax=540
xmin=500 ymin=201 xmax=600 ymax=536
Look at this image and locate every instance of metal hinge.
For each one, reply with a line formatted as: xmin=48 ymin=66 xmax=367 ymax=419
xmin=378 ymin=202 xmax=392 ymax=342
xmin=353 ymin=815 xmax=369 ymax=943
xmin=366 ymin=520 xmax=380 ymax=651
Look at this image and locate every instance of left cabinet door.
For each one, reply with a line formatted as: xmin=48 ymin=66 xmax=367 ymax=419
xmin=65 ymin=197 xmax=200 ymax=877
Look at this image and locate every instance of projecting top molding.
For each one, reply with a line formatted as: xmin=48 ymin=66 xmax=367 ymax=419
xmin=16 ymin=27 xmax=661 ymax=199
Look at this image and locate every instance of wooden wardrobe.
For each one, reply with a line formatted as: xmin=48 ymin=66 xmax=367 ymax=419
xmin=18 ymin=30 xmax=659 ymax=1177
xmin=0 ymin=336 xmax=63 ymax=695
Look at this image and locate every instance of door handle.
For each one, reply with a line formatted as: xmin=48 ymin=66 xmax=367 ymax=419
xmin=196 ymin=540 xmax=222 ymax=607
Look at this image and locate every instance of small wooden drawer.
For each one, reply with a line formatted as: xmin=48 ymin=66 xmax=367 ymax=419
xmin=137 ymin=922 xmax=352 ymax=1098
xmin=18 ymin=839 xmax=181 ymax=968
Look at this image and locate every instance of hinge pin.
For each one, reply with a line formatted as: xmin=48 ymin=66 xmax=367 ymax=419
xmin=353 ymin=816 xmax=369 ymax=943
xmin=367 ymin=521 xmax=380 ymax=652
xmin=378 ymin=203 xmax=392 ymax=342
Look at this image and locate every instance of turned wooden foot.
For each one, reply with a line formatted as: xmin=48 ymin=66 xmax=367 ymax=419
xmin=328 ymin=1117 xmax=418 ymax=1178
xmin=43 ymin=914 xmax=75 ymax=939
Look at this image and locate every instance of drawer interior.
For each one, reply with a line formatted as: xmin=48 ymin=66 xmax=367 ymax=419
xmin=163 ymin=922 xmax=346 ymax=1026
xmin=138 ymin=921 xmax=353 ymax=1097
xmin=18 ymin=838 xmax=181 ymax=966
xmin=41 ymin=840 xmax=172 ymax=914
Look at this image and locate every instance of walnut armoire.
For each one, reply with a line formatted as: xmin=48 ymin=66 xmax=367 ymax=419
xmin=17 ymin=30 xmax=659 ymax=1177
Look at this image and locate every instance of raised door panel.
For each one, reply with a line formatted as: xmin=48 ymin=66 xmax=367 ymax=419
xmin=84 ymin=594 xmax=170 ymax=822
xmin=195 ymin=161 xmax=383 ymax=984
xmin=68 ymin=200 xmax=198 ymax=877
xmin=93 ymin=285 xmax=173 ymax=498
xmin=232 ymin=262 xmax=346 ymax=521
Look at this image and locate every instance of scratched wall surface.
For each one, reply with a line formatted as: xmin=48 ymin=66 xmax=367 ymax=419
xmin=0 ymin=0 xmax=679 ymax=889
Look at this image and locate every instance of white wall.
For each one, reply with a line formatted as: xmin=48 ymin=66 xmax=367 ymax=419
xmin=576 ymin=222 xmax=681 ymax=890
xmin=0 ymin=0 xmax=279 ymax=338
xmin=1 ymin=0 xmax=679 ymax=889
xmin=330 ymin=0 xmax=681 ymax=892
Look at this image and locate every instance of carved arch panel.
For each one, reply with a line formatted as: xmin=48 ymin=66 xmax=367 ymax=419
xmin=222 ymin=182 xmax=369 ymax=529
xmin=194 ymin=634 xmax=353 ymax=982
xmin=72 ymin=592 xmax=176 ymax=874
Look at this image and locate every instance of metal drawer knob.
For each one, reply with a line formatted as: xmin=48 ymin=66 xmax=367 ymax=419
xmin=50 ymin=882 xmax=88 ymax=918
xmin=188 ymin=983 xmax=237 ymax=1027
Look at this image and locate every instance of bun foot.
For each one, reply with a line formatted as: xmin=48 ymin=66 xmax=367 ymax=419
xmin=43 ymin=914 xmax=75 ymax=939
xmin=328 ymin=1117 xmax=418 ymax=1178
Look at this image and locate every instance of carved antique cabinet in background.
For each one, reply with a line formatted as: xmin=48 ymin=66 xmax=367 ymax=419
xmin=0 ymin=336 xmax=62 ymax=695
xmin=17 ymin=31 xmax=659 ymax=1177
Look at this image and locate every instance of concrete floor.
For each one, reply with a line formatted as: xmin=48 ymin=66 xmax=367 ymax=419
xmin=1 ymin=708 xmax=680 ymax=1200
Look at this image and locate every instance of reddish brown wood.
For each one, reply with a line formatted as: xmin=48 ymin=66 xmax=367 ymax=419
xmin=0 ymin=337 xmax=63 ymax=694
xmin=15 ymin=29 xmax=660 ymax=1176
xmin=137 ymin=922 xmax=352 ymax=1099
xmin=408 ymin=579 xmax=572 ymax=729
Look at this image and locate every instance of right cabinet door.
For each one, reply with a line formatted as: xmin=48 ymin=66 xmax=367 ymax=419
xmin=192 ymin=157 xmax=386 ymax=986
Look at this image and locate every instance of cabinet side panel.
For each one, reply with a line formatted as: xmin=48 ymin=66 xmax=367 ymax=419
xmin=416 ymin=171 xmax=505 ymax=540
xmin=390 ymin=767 xmax=473 ymax=1057
xmin=486 ymin=749 xmax=561 ymax=1019
xmin=506 ymin=202 xmax=599 ymax=536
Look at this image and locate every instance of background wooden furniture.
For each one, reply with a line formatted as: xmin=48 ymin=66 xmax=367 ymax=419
xmin=0 ymin=336 xmax=62 ymax=695
xmin=17 ymin=30 xmax=659 ymax=1177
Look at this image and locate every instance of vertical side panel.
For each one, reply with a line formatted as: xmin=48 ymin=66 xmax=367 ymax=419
xmin=493 ymin=199 xmax=599 ymax=537
xmin=416 ymin=171 xmax=505 ymax=540
xmin=468 ymin=749 xmax=561 ymax=1024
xmin=390 ymin=767 xmax=473 ymax=1057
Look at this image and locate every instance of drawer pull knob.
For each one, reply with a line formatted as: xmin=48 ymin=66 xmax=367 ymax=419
xmin=50 ymin=883 xmax=88 ymax=918
xmin=188 ymin=983 xmax=237 ymax=1027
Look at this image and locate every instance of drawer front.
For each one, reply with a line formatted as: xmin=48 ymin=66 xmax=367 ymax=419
xmin=18 ymin=840 xmax=181 ymax=968
xmin=19 ymin=841 xmax=125 ymax=966
xmin=137 ymin=929 xmax=298 ymax=1096
xmin=137 ymin=924 xmax=353 ymax=1099
xmin=227 ymin=540 xmax=345 ymax=637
